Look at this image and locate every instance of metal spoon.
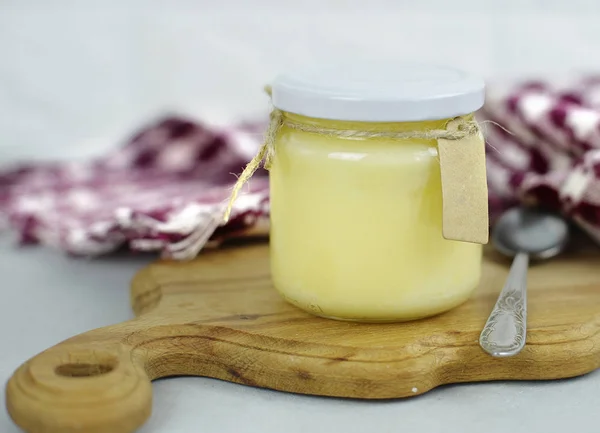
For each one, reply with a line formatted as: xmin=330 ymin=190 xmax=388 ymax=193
xmin=479 ymin=207 xmax=570 ymax=357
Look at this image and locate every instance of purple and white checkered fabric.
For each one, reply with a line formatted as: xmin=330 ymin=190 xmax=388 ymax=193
xmin=480 ymin=76 xmax=600 ymax=244
xmin=2 ymin=77 xmax=600 ymax=259
xmin=0 ymin=116 xmax=270 ymax=259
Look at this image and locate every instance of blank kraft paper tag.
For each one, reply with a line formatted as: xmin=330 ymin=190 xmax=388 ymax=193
xmin=437 ymin=119 xmax=489 ymax=244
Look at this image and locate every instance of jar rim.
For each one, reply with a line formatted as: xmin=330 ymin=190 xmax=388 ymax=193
xmin=271 ymin=61 xmax=485 ymax=123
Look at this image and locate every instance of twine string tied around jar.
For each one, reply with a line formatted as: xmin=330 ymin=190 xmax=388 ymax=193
xmin=222 ymin=86 xmax=481 ymax=222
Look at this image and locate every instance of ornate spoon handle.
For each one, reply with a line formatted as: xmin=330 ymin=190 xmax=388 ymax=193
xmin=479 ymin=252 xmax=529 ymax=357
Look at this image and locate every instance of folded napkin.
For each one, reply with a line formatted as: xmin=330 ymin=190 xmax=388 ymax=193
xmin=2 ymin=77 xmax=600 ymax=259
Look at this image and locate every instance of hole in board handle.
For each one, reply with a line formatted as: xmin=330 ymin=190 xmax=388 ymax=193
xmin=55 ymin=362 xmax=115 ymax=378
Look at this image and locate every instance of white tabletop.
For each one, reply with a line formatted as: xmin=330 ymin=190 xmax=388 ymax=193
xmin=1 ymin=239 xmax=599 ymax=433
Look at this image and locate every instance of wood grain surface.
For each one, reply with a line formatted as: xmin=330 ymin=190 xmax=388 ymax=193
xmin=6 ymin=241 xmax=600 ymax=433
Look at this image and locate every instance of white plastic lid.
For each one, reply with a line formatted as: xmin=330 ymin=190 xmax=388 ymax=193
xmin=271 ymin=62 xmax=485 ymax=122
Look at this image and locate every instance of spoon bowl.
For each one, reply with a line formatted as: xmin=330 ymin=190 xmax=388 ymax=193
xmin=492 ymin=207 xmax=570 ymax=260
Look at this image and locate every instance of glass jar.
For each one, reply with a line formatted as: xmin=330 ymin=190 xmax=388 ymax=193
xmin=267 ymin=63 xmax=486 ymax=322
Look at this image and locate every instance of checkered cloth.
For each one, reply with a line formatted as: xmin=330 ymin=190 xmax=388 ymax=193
xmin=481 ymin=76 xmax=600 ymax=244
xmin=2 ymin=77 xmax=600 ymax=259
xmin=0 ymin=116 xmax=270 ymax=259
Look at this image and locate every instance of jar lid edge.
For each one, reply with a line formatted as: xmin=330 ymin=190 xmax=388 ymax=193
xmin=271 ymin=62 xmax=485 ymax=122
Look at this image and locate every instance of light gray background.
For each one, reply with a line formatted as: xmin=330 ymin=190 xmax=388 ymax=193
xmin=2 ymin=0 xmax=600 ymax=162
xmin=2 ymin=1 xmax=600 ymax=432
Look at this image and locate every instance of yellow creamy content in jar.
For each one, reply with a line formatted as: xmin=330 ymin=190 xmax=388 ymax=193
xmin=269 ymin=113 xmax=482 ymax=322
xmin=227 ymin=62 xmax=487 ymax=322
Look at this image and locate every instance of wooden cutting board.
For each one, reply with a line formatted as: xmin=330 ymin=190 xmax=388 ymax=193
xmin=6 ymin=242 xmax=600 ymax=433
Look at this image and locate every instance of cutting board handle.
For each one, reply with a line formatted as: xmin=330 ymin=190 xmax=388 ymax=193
xmin=5 ymin=326 xmax=152 ymax=433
